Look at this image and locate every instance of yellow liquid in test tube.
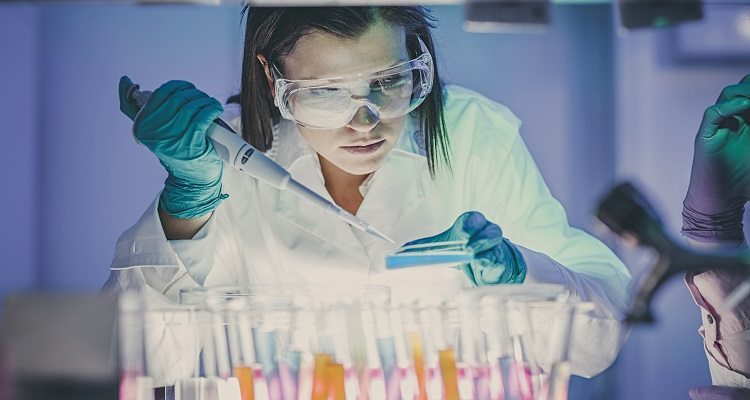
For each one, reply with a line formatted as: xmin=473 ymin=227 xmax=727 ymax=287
xmin=408 ymin=331 xmax=428 ymax=400
xmin=439 ymin=349 xmax=460 ymax=400
xmin=326 ymin=363 xmax=346 ymax=400
xmin=311 ymin=353 xmax=333 ymax=400
xmin=235 ymin=365 xmax=255 ymax=400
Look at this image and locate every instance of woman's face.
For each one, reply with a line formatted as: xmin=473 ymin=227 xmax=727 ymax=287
xmin=281 ymin=22 xmax=410 ymax=177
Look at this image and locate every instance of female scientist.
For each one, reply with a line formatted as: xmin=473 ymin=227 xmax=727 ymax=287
xmin=108 ymin=6 xmax=630 ymax=377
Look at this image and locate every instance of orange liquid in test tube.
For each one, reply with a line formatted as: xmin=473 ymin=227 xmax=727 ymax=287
xmin=235 ymin=365 xmax=255 ymax=400
xmin=326 ymin=363 xmax=346 ymax=400
xmin=311 ymin=353 xmax=333 ymax=400
xmin=439 ymin=349 xmax=460 ymax=400
xmin=408 ymin=331 xmax=428 ymax=400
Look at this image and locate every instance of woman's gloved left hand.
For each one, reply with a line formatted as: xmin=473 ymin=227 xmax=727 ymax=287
xmin=404 ymin=212 xmax=526 ymax=286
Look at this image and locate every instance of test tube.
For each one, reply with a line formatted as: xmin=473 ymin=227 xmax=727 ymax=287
xmin=361 ymin=307 xmax=387 ymax=400
xmin=326 ymin=362 xmax=347 ymax=400
xmin=439 ymin=303 xmax=461 ymax=400
xmin=417 ymin=302 xmax=452 ymax=400
xmin=538 ymin=301 xmax=594 ymax=400
xmin=286 ymin=306 xmax=317 ymax=400
xmin=315 ymin=304 xmax=361 ymax=400
xmin=399 ymin=304 xmax=427 ymax=400
xmin=229 ymin=307 xmax=258 ymax=400
xmin=407 ymin=330 xmax=428 ymax=400
xmin=311 ymin=353 xmax=333 ymax=400
xmin=389 ymin=308 xmax=417 ymax=400
xmin=457 ymin=296 xmax=491 ymax=400
xmin=118 ymin=293 xmax=155 ymax=400
xmin=478 ymin=295 xmax=520 ymax=400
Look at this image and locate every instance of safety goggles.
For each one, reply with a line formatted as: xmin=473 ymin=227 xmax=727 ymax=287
xmin=272 ymin=37 xmax=434 ymax=129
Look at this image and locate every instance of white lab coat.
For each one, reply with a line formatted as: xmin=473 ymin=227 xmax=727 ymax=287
xmin=106 ymin=85 xmax=631 ymax=379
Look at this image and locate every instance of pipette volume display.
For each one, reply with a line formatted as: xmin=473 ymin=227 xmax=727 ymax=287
xmin=124 ymin=80 xmax=394 ymax=244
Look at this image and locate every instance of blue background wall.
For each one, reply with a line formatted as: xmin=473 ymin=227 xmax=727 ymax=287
xmin=1 ymin=2 xmax=749 ymax=399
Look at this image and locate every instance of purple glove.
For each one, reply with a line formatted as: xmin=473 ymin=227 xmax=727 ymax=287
xmin=689 ymin=386 xmax=750 ymax=400
xmin=683 ymin=74 xmax=750 ymax=244
xmin=0 ymin=347 xmax=9 ymax=400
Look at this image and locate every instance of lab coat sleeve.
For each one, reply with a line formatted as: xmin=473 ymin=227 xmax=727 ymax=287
xmin=475 ymin=135 xmax=631 ymax=317
xmin=108 ymin=196 xmax=214 ymax=303
xmin=106 ymin=198 xmax=218 ymax=387
xmin=452 ymin=90 xmax=631 ymax=376
xmin=682 ymin=239 xmax=750 ymax=385
xmin=686 ymin=270 xmax=750 ymax=386
xmin=485 ymin=137 xmax=629 ymax=377
xmin=109 ymin=111 xmax=245 ymax=303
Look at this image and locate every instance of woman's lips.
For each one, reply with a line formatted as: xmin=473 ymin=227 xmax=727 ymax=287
xmin=341 ymin=139 xmax=386 ymax=154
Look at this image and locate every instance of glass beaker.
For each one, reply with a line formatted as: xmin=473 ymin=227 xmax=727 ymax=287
xmin=471 ymin=284 xmax=567 ymax=400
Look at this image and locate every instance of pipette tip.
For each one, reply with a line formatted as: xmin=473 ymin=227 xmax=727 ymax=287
xmin=367 ymin=225 xmax=396 ymax=244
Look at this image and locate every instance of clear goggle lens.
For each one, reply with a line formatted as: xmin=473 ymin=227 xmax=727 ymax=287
xmin=273 ymin=38 xmax=434 ymax=129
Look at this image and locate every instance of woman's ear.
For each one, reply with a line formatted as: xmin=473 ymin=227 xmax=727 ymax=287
xmin=256 ymin=54 xmax=275 ymax=97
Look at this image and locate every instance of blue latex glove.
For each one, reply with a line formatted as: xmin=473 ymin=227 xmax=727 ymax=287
xmin=405 ymin=212 xmax=526 ymax=286
xmin=118 ymin=76 xmax=227 ymax=219
xmin=689 ymin=386 xmax=750 ymax=400
xmin=683 ymin=74 xmax=750 ymax=243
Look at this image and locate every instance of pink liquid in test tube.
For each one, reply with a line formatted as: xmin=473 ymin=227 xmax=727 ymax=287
xmin=473 ymin=364 xmax=491 ymax=400
xmin=397 ymin=366 xmax=416 ymax=400
xmin=344 ymin=367 xmax=359 ymax=400
xmin=426 ymin=366 xmax=442 ymax=400
xmin=514 ymin=362 xmax=534 ymax=400
xmin=253 ymin=367 xmax=270 ymax=400
xmin=368 ymin=368 xmax=386 ymax=400
xmin=279 ymin=363 xmax=297 ymax=399
xmin=457 ymin=364 xmax=474 ymax=400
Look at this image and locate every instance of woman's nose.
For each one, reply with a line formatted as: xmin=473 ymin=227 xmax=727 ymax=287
xmin=346 ymin=104 xmax=380 ymax=132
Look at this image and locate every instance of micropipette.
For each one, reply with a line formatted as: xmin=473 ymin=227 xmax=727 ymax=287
xmin=125 ymin=81 xmax=394 ymax=244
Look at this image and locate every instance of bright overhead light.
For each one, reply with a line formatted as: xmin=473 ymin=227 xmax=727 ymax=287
xmin=736 ymin=11 xmax=750 ymax=41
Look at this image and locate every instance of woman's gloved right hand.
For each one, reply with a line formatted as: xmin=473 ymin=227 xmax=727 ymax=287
xmin=118 ymin=76 xmax=227 ymax=219
xmin=683 ymin=74 xmax=750 ymax=243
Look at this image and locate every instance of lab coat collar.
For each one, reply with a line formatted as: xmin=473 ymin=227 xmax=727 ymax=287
xmin=273 ymin=116 xmax=428 ymax=253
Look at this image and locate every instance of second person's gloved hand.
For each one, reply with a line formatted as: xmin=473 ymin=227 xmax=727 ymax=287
xmin=689 ymin=385 xmax=750 ymax=400
xmin=404 ymin=212 xmax=526 ymax=286
xmin=118 ymin=76 xmax=227 ymax=219
xmin=683 ymin=74 xmax=750 ymax=243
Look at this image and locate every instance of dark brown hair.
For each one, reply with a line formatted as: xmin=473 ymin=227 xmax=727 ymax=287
xmin=232 ymin=6 xmax=450 ymax=175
